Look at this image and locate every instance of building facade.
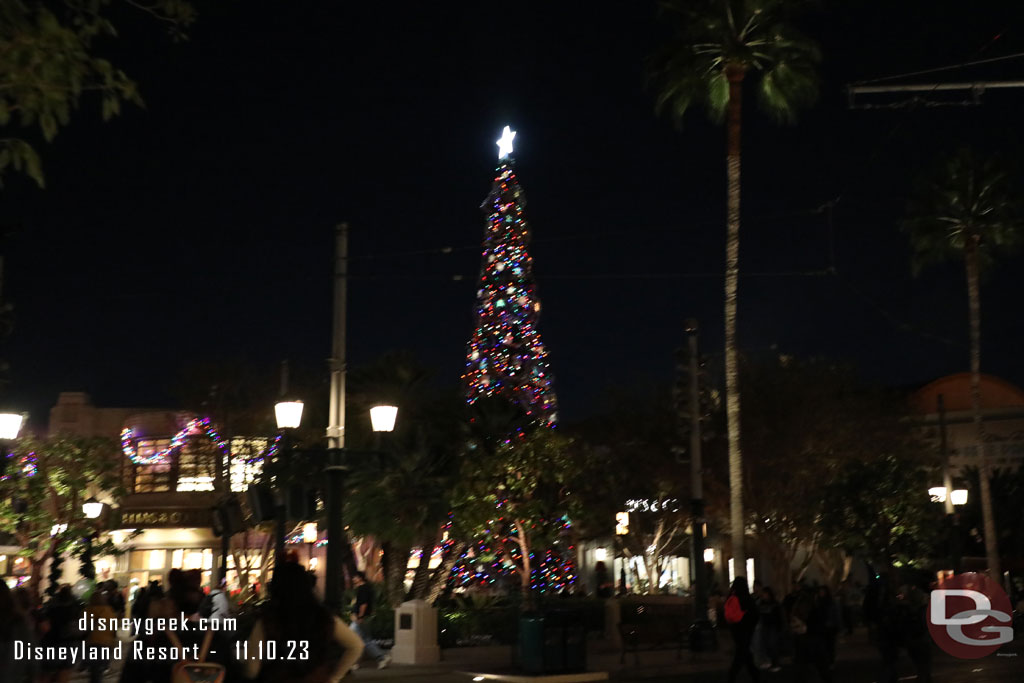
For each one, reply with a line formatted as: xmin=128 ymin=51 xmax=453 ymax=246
xmin=911 ymin=373 xmax=1024 ymax=474
xmin=47 ymin=392 xmax=271 ymax=593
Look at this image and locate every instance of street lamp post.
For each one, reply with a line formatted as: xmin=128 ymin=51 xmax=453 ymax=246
xmin=684 ymin=320 xmax=716 ymax=652
xmin=273 ymin=399 xmax=304 ymax=565
xmin=928 ymin=485 xmax=968 ymax=574
xmin=303 ymin=522 xmax=318 ymax=568
xmin=81 ymin=498 xmax=105 ymax=581
xmin=324 ymin=405 xmax=397 ymax=612
xmin=271 ymin=399 xmax=397 ymax=612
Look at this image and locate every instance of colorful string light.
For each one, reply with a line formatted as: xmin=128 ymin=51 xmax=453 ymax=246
xmin=0 ymin=451 xmax=37 ymax=481
xmin=121 ymin=416 xmax=229 ymax=466
xmin=463 ymin=141 xmax=558 ymax=427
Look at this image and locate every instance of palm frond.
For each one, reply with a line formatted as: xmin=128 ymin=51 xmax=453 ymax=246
xmin=903 ymin=148 xmax=1024 ymax=275
xmin=651 ymin=0 xmax=819 ymax=126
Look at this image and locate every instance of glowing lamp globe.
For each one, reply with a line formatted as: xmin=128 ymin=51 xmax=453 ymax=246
xmin=275 ymin=400 xmax=304 ymax=430
xmin=0 ymin=413 xmax=24 ymax=440
xmin=928 ymin=486 xmax=948 ymax=503
xmin=703 ymin=548 xmax=716 ymax=563
xmin=82 ymin=498 xmax=104 ymax=519
xmin=370 ymin=405 xmax=398 ymax=433
xmin=951 ymin=489 xmax=969 ymax=506
xmin=303 ymin=522 xmax=318 ymax=544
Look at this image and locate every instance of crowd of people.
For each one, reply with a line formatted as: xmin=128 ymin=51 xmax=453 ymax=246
xmin=1 ymin=579 xmax=127 ymax=683
xmin=0 ymin=560 xmax=390 ymax=683
xmin=718 ymin=574 xmax=939 ymax=683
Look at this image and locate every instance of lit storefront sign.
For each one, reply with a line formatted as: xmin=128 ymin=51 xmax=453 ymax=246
xmin=117 ymin=509 xmax=213 ymax=528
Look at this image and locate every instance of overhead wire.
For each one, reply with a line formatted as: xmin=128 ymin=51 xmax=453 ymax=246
xmin=825 ymin=29 xmax=1015 ymax=351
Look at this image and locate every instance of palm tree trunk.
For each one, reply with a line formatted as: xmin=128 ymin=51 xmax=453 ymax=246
xmin=425 ymin=540 xmax=467 ymax=605
xmin=965 ymin=239 xmax=1001 ymax=580
xmin=724 ymin=63 xmax=746 ymax=583
xmin=381 ymin=540 xmax=412 ymax=608
xmin=408 ymin=532 xmax=438 ymax=600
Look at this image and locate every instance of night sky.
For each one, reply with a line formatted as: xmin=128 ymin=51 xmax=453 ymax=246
xmin=3 ymin=0 xmax=1024 ymax=429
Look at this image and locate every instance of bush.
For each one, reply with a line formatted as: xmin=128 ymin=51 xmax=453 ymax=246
xmin=436 ymin=594 xmax=606 ymax=647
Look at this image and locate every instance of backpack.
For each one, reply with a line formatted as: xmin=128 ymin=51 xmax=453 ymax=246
xmin=724 ymin=595 xmax=746 ymax=624
xmin=198 ymin=591 xmax=216 ymax=619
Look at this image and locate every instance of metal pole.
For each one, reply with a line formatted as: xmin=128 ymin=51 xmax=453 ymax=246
xmin=938 ymin=394 xmax=962 ymax=573
xmin=220 ymin=532 xmax=230 ymax=583
xmin=686 ymin=319 xmax=715 ymax=651
xmin=273 ymin=363 xmax=291 ymax=571
xmin=938 ymin=395 xmax=954 ymax=515
xmin=325 ymin=223 xmax=349 ymax=612
xmin=327 ymin=223 xmax=348 ymax=450
xmin=274 ymin=456 xmax=287 ymax=566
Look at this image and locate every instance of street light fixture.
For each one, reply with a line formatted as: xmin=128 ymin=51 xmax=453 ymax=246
xmin=82 ymin=498 xmax=104 ymax=519
xmin=0 ymin=411 xmax=24 ymax=477
xmin=929 ymin=486 xmax=968 ymax=506
xmin=275 ymin=400 xmax=304 ymax=430
xmin=0 ymin=412 xmax=24 ymax=440
xmin=369 ymin=405 xmax=398 ymax=433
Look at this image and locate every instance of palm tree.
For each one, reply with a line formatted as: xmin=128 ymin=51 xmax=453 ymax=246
xmin=651 ymin=0 xmax=819 ymax=575
xmin=903 ymin=149 xmax=1023 ymax=581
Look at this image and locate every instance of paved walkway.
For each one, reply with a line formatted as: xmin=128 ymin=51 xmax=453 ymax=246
xmin=73 ymin=629 xmax=1023 ymax=682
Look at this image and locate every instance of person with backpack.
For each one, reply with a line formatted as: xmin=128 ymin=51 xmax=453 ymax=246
xmin=200 ymin=577 xmax=232 ymax=629
xmin=725 ymin=578 xmax=760 ymax=682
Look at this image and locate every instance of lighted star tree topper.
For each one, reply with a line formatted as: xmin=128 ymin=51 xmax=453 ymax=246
xmin=464 ymin=126 xmax=558 ymax=427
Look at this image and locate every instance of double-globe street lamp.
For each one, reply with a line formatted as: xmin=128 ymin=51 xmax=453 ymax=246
xmin=272 ymin=398 xmax=397 ymax=612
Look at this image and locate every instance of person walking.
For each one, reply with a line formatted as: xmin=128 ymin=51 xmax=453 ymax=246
xmin=244 ymin=562 xmax=363 ymax=682
xmin=793 ymin=586 xmax=833 ymax=683
xmin=200 ymin=576 xmax=233 ymax=629
xmin=724 ymin=578 xmax=760 ymax=683
xmin=818 ymin=586 xmax=840 ymax=667
xmin=756 ymin=586 xmax=782 ymax=672
xmin=84 ymin=590 xmax=117 ymax=683
xmin=0 ymin=581 xmax=39 ymax=683
xmin=350 ymin=571 xmax=391 ymax=670
xmin=105 ymin=580 xmax=126 ymax=620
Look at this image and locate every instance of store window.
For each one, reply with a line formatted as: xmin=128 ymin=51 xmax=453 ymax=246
xmin=176 ymin=439 xmax=218 ymax=492
xmin=130 ymin=439 xmax=174 ymax=493
xmin=228 ymin=437 xmax=267 ymax=492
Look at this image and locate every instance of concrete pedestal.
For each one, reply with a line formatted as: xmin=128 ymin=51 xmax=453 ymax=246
xmin=391 ymin=599 xmax=441 ymax=664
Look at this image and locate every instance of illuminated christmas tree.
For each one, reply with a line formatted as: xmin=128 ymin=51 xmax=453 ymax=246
xmin=464 ymin=126 xmax=558 ymax=427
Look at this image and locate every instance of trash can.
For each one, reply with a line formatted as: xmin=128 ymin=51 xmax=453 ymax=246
xmin=518 ymin=609 xmax=587 ymax=674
